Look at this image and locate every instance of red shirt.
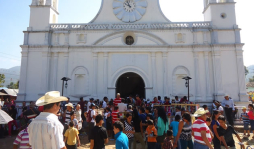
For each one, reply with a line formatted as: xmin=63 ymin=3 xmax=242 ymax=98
xmin=114 ymin=98 xmax=121 ymax=106
xmin=192 ymin=118 xmax=212 ymax=144
xmin=248 ymin=110 xmax=254 ymax=120
xmin=136 ymin=99 xmax=141 ymax=106
xmin=151 ymin=101 xmax=160 ymax=105
xmin=112 ymin=110 xmax=119 ymax=124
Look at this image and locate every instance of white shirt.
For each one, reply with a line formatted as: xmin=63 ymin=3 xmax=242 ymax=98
xmin=75 ymin=109 xmax=82 ymax=122
xmin=28 ymin=112 xmax=65 ymax=149
xmin=218 ymin=106 xmax=224 ymax=112
xmin=91 ymin=110 xmax=96 ymax=123
xmin=118 ymin=103 xmax=127 ymax=112
xmin=102 ymin=101 xmax=107 ymax=109
xmin=87 ymin=102 xmax=91 ymax=111
xmin=221 ymin=99 xmax=235 ymax=110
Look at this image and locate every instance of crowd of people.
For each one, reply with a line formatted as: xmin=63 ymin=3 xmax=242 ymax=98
xmin=0 ymin=91 xmax=252 ymax=149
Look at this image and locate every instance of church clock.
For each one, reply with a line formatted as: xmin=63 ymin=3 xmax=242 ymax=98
xmin=113 ymin=0 xmax=148 ymax=23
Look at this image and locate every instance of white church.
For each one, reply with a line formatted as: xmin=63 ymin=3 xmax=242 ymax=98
xmin=17 ymin=0 xmax=249 ymax=105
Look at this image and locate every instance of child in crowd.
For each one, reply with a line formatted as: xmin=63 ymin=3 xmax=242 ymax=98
xmin=64 ymin=121 xmax=80 ymax=149
xmin=163 ymin=130 xmax=173 ymax=149
xmin=13 ymin=119 xmax=33 ymax=149
xmin=240 ymin=107 xmax=250 ymax=137
xmin=70 ymin=112 xmax=79 ymax=130
xmin=218 ymin=115 xmax=244 ymax=149
xmin=170 ymin=115 xmax=180 ymax=145
xmin=145 ymin=120 xmax=157 ymax=149
xmin=247 ymin=104 xmax=254 ymax=139
xmin=175 ymin=107 xmax=181 ymax=119
xmin=206 ymin=117 xmax=211 ymax=127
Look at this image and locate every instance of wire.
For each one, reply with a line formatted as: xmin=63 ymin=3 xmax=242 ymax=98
xmin=0 ymin=52 xmax=20 ymax=58
xmin=0 ymin=56 xmax=21 ymax=61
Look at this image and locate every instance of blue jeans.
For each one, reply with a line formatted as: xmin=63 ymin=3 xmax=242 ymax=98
xmin=194 ymin=142 xmax=209 ymax=149
xmin=147 ymin=142 xmax=156 ymax=149
xmin=129 ymin=138 xmax=134 ymax=149
xmin=244 ymin=122 xmax=249 ymax=130
xmin=180 ymin=139 xmax=193 ymax=149
xmin=250 ymin=120 xmax=254 ymax=131
xmin=103 ymin=118 xmax=107 ymax=128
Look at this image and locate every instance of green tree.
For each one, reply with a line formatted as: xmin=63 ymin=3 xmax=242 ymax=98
xmin=0 ymin=74 xmax=5 ymax=87
xmin=14 ymin=81 xmax=19 ymax=89
xmin=250 ymin=76 xmax=254 ymax=82
xmin=245 ymin=66 xmax=249 ymax=76
xmin=7 ymin=81 xmax=19 ymax=89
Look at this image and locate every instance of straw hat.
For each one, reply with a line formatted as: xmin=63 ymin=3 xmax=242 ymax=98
xmin=36 ymin=91 xmax=68 ymax=106
xmin=65 ymin=103 xmax=74 ymax=108
xmin=193 ymin=108 xmax=209 ymax=117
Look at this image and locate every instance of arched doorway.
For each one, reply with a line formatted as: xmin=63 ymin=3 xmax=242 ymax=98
xmin=116 ymin=72 xmax=145 ymax=99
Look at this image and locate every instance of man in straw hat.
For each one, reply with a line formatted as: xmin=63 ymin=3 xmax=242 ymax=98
xmin=28 ymin=91 xmax=68 ymax=149
xmin=192 ymin=108 xmax=213 ymax=149
xmin=221 ymin=94 xmax=235 ymax=126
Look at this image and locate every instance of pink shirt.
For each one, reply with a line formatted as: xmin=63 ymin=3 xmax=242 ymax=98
xmin=248 ymin=110 xmax=254 ymax=120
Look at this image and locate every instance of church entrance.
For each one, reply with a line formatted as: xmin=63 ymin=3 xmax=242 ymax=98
xmin=116 ymin=72 xmax=145 ymax=99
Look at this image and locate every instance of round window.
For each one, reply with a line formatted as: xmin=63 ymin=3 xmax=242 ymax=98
xmin=220 ymin=13 xmax=227 ymax=19
xmin=126 ymin=36 xmax=134 ymax=45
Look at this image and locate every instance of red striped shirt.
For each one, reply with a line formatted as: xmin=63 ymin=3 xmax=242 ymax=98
xmin=112 ymin=110 xmax=119 ymax=124
xmin=192 ymin=118 xmax=212 ymax=144
xmin=114 ymin=98 xmax=121 ymax=106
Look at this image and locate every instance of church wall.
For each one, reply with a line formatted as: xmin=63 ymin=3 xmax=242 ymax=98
xmin=198 ymin=52 xmax=207 ymax=101
xmin=25 ymin=51 xmax=42 ymax=101
xmin=217 ymin=30 xmax=235 ymax=43
xmin=155 ymin=52 xmax=163 ymax=97
xmin=167 ymin=50 xmax=195 ymax=100
xmin=97 ymin=52 xmax=105 ymax=99
xmin=29 ymin=7 xmax=51 ymax=30
xmin=67 ymin=49 xmax=93 ymax=99
xmin=28 ymin=33 xmax=45 ymax=45
xmin=220 ymin=49 xmax=239 ymax=101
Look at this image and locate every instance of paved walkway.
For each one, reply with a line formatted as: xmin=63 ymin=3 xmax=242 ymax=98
xmin=0 ymin=133 xmax=254 ymax=149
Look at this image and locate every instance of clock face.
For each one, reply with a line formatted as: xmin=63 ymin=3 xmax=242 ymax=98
xmin=113 ymin=0 xmax=148 ymax=23
xmin=123 ymin=1 xmax=135 ymax=12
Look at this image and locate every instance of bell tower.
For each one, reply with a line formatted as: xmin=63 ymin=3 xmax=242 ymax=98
xmin=29 ymin=0 xmax=59 ymax=30
xmin=203 ymin=0 xmax=236 ymax=28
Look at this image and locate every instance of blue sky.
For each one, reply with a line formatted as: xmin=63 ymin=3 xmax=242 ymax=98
xmin=0 ymin=0 xmax=253 ymax=69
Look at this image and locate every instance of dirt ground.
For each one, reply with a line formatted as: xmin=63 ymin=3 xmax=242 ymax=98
xmin=0 ymin=132 xmax=254 ymax=149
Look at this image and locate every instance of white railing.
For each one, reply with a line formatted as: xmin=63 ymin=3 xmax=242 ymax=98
xmin=49 ymin=22 xmax=212 ymax=30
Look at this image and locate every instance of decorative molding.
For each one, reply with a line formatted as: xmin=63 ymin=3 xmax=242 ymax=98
xmin=49 ymin=22 xmax=212 ymax=30
xmin=110 ymin=66 xmax=151 ymax=87
xmin=174 ymin=33 xmax=186 ymax=43
xmin=76 ymin=33 xmax=87 ymax=44
xmin=93 ymin=30 xmax=167 ymax=45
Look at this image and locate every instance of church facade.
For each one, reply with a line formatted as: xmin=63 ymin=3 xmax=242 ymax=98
xmin=17 ymin=0 xmax=249 ymax=104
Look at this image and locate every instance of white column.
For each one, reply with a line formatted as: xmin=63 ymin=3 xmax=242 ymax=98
xmin=44 ymin=32 xmax=49 ymax=45
xmin=162 ymin=52 xmax=168 ymax=97
xmin=17 ymin=46 xmax=29 ymax=101
xmin=151 ymin=52 xmax=158 ymax=96
xmin=204 ymin=51 xmax=213 ymax=101
xmin=64 ymin=32 xmax=69 ymax=45
xmin=193 ymin=31 xmax=197 ymax=44
xmin=40 ymin=51 xmax=51 ymax=94
xmin=103 ymin=52 xmax=108 ymax=96
xmin=54 ymin=33 xmax=59 ymax=45
xmin=63 ymin=52 xmax=69 ymax=96
xmin=52 ymin=52 xmax=58 ymax=90
xmin=236 ymin=49 xmax=248 ymax=101
xmin=212 ymin=47 xmax=224 ymax=99
xmin=93 ymin=52 xmax=98 ymax=97
xmin=193 ymin=51 xmax=201 ymax=101
xmin=203 ymin=31 xmax=208 ymax=44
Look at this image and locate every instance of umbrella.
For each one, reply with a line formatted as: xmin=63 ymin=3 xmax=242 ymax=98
xmin=0 ymin=109 xmax=13 ymax=124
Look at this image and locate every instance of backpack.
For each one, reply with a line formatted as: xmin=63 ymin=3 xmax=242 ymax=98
xmin=86 ymin=109 xmax=92 ymax=122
